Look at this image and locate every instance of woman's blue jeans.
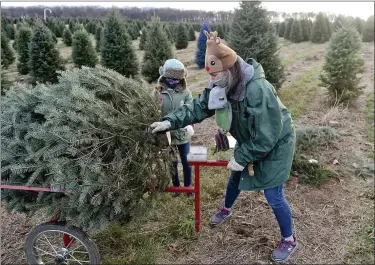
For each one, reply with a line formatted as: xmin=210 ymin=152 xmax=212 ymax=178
xmin=172 ymin=142 xmax=192 ymax=187
xmin=224 ymin=171 xmax=293 ymax=238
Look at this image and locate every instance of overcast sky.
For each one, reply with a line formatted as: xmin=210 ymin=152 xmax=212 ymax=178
xmin=1 ymin=1 xmax=374 ymax=20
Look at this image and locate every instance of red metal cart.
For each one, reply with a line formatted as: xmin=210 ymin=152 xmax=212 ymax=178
xmin=164 ymin=160 xmax=228 ymax=232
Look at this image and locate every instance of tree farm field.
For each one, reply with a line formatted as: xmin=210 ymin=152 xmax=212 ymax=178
xmin=2 ymin=33 xmax=374 ymax=265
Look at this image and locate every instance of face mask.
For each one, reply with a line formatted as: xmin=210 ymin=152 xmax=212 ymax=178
xmin=211 ymin=70 xmax=229 ymax=88
xmin=165 ymin=78 xmax=180 ymax=89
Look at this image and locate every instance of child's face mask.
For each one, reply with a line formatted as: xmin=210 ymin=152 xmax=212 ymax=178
xmin=165 ymin=78 xmax=180 ymax=89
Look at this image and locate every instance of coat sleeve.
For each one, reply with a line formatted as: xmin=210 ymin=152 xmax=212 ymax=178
xmin=234 ymin=81 xmax=283 ymax=167
xmin=185 ymin=89 xmax=193 ymax=105
xmin=162 ymin=88 xmax=215 ymax=130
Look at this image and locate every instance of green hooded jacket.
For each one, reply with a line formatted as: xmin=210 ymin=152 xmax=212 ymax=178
xmin=162 ymin=59 xmax=296 ymax=191
xmin=153 ymin=78 xmax=193 ymax=146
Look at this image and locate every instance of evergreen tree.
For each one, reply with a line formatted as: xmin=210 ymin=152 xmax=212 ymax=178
xmin=1 ymin=30 xmax=15 ymax=69
xmin=289 ymin=19 xmax=303 ymax=43
xmin=333 ymin=15 xmax=347 ymax=32
xmin=85 ymin=20 xmax=97 ymax=34
xmin=275 ymin=22 xmax=280 ymax=33
xmin=285 ymin=18 xmax=294 ymax=40
xmin=278 ymin=21 xmax=286 ymax=37
xmin=69 ymin=19 xmax=78 ymax=32
xmin=224 ymin=23 xmax=230 ymax=37
xmin=169 ymin=22 xmax=178 ymax=42
xmin=62 ymin=28 xmax=73 ymax=46
xmin=16 ymin=26 xmax=32 ymax=75
xmin=195 ymin=22 xmax=211 ymax=68
xmin=136 ymin=20 xmax=143 ymax=31
xmin=57 ymin=20 xmax=66 ymax=38
xmin=101 ymin=8 xmax=138 ymax=78
xmin=164 ymin=23 xmax=174 ymax=43
xmin=325 ymin=17 xmax=333 ymax=39
xmin=175 ymin=23 xmax=189 ymax=49
xmin=193 ymin=23 xmax=200 ymax=32
xmin=95 ymin=26 xmax=103 ymax=52
xmin=49 ymin=19 xmax=64 ymax=38
xmin=5 ymin=23 xmax=15 ymax=40
xmin=16 ymin=21 xmax=23 ymax=30
xmin=1 ymin=66 xmax=11 ymax=95
xmin=320 ymin=25 xmax=364 ymax=104
xmin=73 ymin=23 xmax=84 ymax=33
xmin=354 ymin=17 xmax=365 ymax=35
xmin=126 ymin=23 xmax=138 ymax=40
xmin=217 ymin=23 xmax=225 ymax=39
xmin=311 ymin=13 xmax=330 ymax=43
xmin=51 ymin=32 xmax=58 ymax=43
xmin=188 ymin=24 xmax=196 ymax=41
xmin=228 ymin=1 xmax=285 ymax=89
xmin=141 ymin=17 xmax=173 ymax=83
xmin=28 ymin=20 xmax=65 ymax=84
xmin=139 ymin=26 xmax=148 ymax=50
xmin=301 ymin=19 xmax=312 ymax=41
xmin=72 ymin=29 xmax=98 ymax=68
xmin=362 ymin=15 xmax=374 ymax=42
xmin=1 ymin=66 xmax=172 ymax=231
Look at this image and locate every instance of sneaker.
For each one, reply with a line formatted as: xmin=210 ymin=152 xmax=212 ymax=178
xmin=187 ymin=192 xmax=195 ymax=198
xmin=209 ymin=207 xmax=232 ymax=227
xmin=271 ymin=236 xmax=298 ymax=263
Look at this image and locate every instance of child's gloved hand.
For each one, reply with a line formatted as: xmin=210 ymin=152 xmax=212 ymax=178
xmin=185 ymin=125 xmax=194 ymax=136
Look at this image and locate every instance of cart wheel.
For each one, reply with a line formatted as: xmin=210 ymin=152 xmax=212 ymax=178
xmin=25 ymin=222 xmax=100 ymax=265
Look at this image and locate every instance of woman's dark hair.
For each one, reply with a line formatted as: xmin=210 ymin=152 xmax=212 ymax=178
xmin=227 ymin=57 xmax=243 ymax=97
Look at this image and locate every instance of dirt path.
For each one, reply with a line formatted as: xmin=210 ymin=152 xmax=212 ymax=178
xmin=158 ymin=43 xmax=374 ymax=264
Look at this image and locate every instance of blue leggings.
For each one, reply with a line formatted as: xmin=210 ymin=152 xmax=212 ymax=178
xmin=224 ymin=171 xmax=293 ymax=238
xmin=172 ymin=142 xmax=192 ymax=187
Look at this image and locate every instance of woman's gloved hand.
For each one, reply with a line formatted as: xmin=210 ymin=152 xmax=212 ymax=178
xmin=227 ymin=156 xmax=245 ymax=171
xmin=150 ymin=121 xmax=171 ymax=134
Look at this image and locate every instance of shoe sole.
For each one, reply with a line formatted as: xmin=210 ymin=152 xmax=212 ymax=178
xmin=271 ymin=241 xmax=298 ymax=263
xmin=209 ymin=213 xmax=233 ymax=228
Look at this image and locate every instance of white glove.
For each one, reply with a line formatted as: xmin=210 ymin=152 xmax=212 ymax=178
xmin=150 ymin=120 xmax=171 ymax=134
xmin=227 ymin=156 xmax=245 ymax=171
xmin=185 ymin=125 xmax=194 ymax=136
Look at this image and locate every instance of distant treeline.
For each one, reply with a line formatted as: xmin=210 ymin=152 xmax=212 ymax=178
xmin=2 ymin=5 xmax=336 ymax=23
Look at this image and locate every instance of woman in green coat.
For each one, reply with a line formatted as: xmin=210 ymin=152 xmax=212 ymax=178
xmin=151 ymin=32 xmax=297 ymax=262
xmin=153 ymin=59 xmax=194 ymax=197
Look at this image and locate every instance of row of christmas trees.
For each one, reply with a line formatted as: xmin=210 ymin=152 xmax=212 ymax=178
xmin=276 ymin=14 xmax=374 ymax=43
xmin=1 ymin=10 xmax=232 ymax=88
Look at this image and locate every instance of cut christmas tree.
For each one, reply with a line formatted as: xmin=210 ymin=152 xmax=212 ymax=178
xmin=1 ymin=66 xmax=173 ymax=231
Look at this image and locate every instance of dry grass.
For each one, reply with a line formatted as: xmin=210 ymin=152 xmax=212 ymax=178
xmin=280 ymin=41 xmax=328 ymax=66
xmin=279 ymin=63 xmax=324 ymax=119
xmin=365 ymin=94 xmax=374 ymax=158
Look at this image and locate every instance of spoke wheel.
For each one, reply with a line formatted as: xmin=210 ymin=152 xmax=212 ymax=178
xmin=25 ymin=222 xmax=100 ymax=265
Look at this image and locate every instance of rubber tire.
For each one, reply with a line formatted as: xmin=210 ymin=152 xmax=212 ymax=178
xmin=25 ymin=222 xmax=100 ymax=265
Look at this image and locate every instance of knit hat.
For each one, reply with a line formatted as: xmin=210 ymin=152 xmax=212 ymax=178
xmin=159 ymin=59 xmax=187 ymax=80
xmin=158 ymin=59 xmax=188 ymax=91
xmin=204 ymin=31 xmax=237 ymax=74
